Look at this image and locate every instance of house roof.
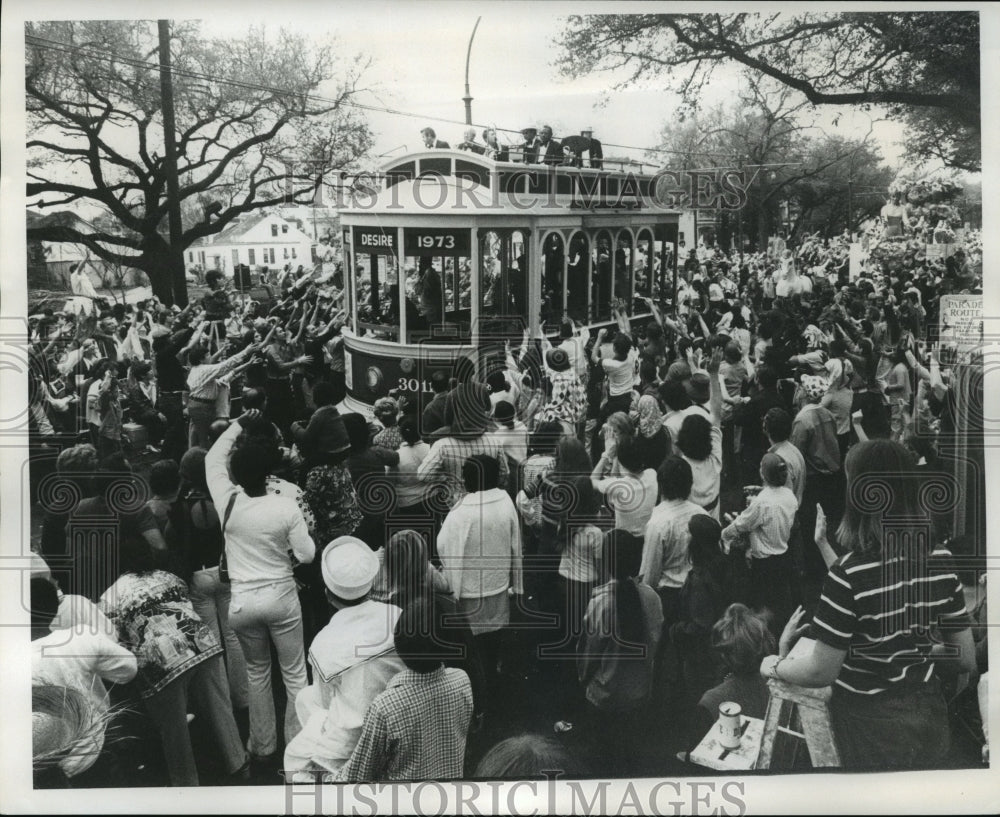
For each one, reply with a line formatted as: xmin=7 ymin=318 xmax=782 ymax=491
xmin=26 ymin=209 xmax=132 ymax=265
xmin=189 ymin=211 xmax=315 ymax=248
xmin=213 ymin=212 xmax=271 ymax=243
xmin=26 ymin=209 xmax=98 ymax=232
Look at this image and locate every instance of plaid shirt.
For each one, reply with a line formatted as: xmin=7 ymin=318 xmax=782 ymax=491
xmin=336 ymin=666 xmax=473 ymax=782
xmin=417 ymin=434 xmax=509 ymax=508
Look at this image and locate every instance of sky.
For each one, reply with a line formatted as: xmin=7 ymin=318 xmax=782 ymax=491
xmin=197 ymin=2 xmax=912 ymax=172
xmin=16 ymin=0 xmax=975 ymax=222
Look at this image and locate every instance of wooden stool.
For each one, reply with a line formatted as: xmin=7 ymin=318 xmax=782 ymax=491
xmin=756 ymin=675 xmax=841 ymax=769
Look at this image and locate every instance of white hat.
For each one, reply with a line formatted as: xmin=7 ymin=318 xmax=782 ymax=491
xmin=321 ymin=536 xmax=380 ymax=600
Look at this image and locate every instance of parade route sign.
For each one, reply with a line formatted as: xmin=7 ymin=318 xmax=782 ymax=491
xmin=939 ymin=294 xmax=983 ymax=353
xmin=925 ymin=243 xmax=957 ymax=261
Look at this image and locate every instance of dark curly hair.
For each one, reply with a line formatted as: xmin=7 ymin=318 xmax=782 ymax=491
xmin=675 ymin=413 xmax=713 ymax=461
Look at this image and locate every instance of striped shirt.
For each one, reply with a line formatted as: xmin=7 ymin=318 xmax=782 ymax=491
xmin=811 ymin=548 xmax=970 ymax=695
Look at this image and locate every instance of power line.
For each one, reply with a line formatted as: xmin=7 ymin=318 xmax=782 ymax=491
xmin=25 ymin=32 xmax=738 ymax=161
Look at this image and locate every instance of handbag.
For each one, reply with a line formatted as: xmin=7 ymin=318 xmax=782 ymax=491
xmin=217 ymin=493 xmax=238 ymax=584
xmin=516 ymin=489 xmax=543 ymax=528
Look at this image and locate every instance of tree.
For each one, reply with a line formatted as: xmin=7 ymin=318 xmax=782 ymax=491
xmin=782 ymin=138 xmax=894 ymax=238
xmin=26 ymin=20 xmax=374 ymax=304
xmin=654 ymin=79 xmax=892 ymax=247
xmin=557 ymin=11 xmax=980 ymax=172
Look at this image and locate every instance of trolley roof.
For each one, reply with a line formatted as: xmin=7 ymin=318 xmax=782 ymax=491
xmin=339 ymin=150 xmax=681 ymax=218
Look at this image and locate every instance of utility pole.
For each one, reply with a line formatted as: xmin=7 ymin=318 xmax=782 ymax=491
xmin=157 ymin=19 xmax=188 ymax=307
xmin=847 ymin=178 xmax=853 ymax=235
xmin=463 ymin=17 xmax=482 ymax=125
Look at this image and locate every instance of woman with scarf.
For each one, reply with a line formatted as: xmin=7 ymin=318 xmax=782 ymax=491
xmin=821 ymin=349 xmax=856 ymax=463
xmin=632 ymin=394 xmax=671 ymax=473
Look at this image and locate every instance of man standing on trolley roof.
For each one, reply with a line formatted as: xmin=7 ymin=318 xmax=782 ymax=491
xmin=421 ymin=127 xmax=450 ymax=149
xmin=563 ymin=128 xmax=604 ymax=169
xmin=580 ymin=126 xmax=604 ymax=169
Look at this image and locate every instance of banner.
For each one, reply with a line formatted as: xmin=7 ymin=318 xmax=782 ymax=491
xmin=939 ymin=294 xmax=983 ymax=355
xmin=925 ymin=243 xmax=956 ymax=260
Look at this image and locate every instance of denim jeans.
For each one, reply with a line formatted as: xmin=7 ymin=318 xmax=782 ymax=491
xmin=831 ymin=679 xmax=949 ymax=770
xmin=229 ymin=580 xmax=308 ymax=756
xmin=144 ymin=654 xmax=246 ymax=786
xmin=187 ymin=400 xmax=217 ymax=449
xmin=190 ymin=566 xmax=249 ymax=709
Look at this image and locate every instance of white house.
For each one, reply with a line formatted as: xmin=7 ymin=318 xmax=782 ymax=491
xmin=186 ymin=211 xmax=316 ymax=276
xmin=26 ymin=209 xmax=146 ymax=292
xmin=276 ymin=204 xmax=340 ymax=243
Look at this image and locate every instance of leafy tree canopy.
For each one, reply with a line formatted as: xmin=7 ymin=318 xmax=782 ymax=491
xmin=26 ymin=19 xmax=374 ymax=302
xmin=654 ymin=79 xmax=893 ymax=245
xmin=557 ymin=11 xmax=980 ymax=172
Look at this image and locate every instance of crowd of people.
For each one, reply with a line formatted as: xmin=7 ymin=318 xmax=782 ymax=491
xmin=27 ymin=198 xmax=987 ymax=786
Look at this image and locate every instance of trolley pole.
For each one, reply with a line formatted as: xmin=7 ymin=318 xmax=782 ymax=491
xmin=157 ymin=20 xmax=188 ymax=307
xmin=463 ymin=17 xmax=482 ymax=125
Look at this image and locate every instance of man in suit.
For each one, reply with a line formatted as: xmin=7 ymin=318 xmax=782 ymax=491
xmin=519 ymin=128 xmax=539 ymax=164
xmin=421 ymin=127 xmax=450 ymax=149
xmin=457 ymin=128 xmax=486 ymax=155
xmin=535 ymin=125 xmax=563 ymax=165
xmin=580 ymin=127 xmax=604 ymax=169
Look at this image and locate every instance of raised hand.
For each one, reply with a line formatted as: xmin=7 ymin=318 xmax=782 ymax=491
xmin=778 ymin=605 xmax=810 ymax=658
xmin=237 ymin=408 xmax=262 ymax=428
xmin=705 ymin=346 xmax=723 ymax=375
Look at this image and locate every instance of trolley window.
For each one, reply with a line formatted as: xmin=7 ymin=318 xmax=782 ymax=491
xmin=635 ymin=230 xmax=655 ymax=309
xmin=613 ymin=229 xmax=634 ymax=314
xmin=479 ymin=228 xmax=529 ymax=339
xmin=419 ymin=157 xmax=451 ymax=178
xmin=455 ymin=160 xmax=491 ymax=189
xmin=403 ymin=227 xmax=472 ymax=342
xmin=352 ymin=226 xmax=400 ymax=341
xmin=591 ymin=230 xmax=614 ymax=322
xmin=540 ymin=232 xmax=565 ymax=331
xmin=566 ymin=233 xmax=590 ymax=323
xmin=385 ymin=162 xmax=415 ymax=188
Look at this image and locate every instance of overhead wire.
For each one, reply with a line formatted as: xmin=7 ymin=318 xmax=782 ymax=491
xmin=25 ymin=32 xmax=740 ymax=163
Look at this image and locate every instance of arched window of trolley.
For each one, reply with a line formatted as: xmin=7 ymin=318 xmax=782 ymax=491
xmin=479 ymin=228 xmax=530 ymax=341
xmin=565 ymin=231 xmax=590 ymax=324
xmin=350 ymin=226 xmax=400 ymax=342
xmin=591 ymin=229 xmax=614 ymax=323
xmin=401 ymin=226 xmax=472 ymax=343
xmin=635 ymin=228 xmax=655 ymax=313
xmin=540 ymin=231 xmax=566 ymax=331
xmin=613 ymin=228 xmax=635 ymax=314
